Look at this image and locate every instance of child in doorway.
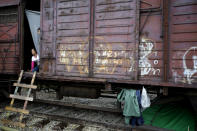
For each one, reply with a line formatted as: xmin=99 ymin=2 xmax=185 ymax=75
xmin=31 ymin=48 xmax=39 ymax=72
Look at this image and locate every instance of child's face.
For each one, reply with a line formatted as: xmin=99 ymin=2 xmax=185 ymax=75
xmin=32 ymin=49 xmax=36 ymax=55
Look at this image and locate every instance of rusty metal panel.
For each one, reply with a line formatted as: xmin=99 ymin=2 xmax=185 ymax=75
xmin=140 ymin=0 xmax=161 ymax=9
xmin=0 ymin=6 xmax=18 ymax=41
xmin=0 ymin=0 xmax=20 ymax=7
xmin=40 ymin=0 xmax=139 ymax=78
xmin=0 ymin=5 xmax=19 ymax=74
xmin=169 ymin=0 xmax=197 ymax=85
xmin=0 ymin=43 xmax=19 ymax=72
xmin=139 ymin=14 xmax=163 ymax=81
xmin=93 ymin=0 xmax=139 ymax=79
xmin=37 ymin=0 xmax=197 ymax=88
xmin=55 ymin=0 xmax=90 ymax=77
xmin=136 ymin=0 xmax=163 ymax=82
xmin=0 ymin=6 xmax=18 ymax=24
xmin=0 ymin=23 xmax=18 ymax=42
xmin=40 ymin=0 xmax=56 ymax=74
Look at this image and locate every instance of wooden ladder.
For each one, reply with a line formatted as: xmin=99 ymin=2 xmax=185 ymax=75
xmin=0 ymin=70 xmax=37 ymax=130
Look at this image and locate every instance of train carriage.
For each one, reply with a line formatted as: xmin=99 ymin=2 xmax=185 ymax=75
xmin=0 ymin=0 xmax=196 ymax=130
xmin=0 ymin=0 xmax=196 ymax=110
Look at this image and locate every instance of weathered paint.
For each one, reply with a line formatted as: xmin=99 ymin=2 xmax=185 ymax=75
xmin=40 ymin=0 xmax=139 ymax=79
xmin=183 ymin=47 xmax=197 ymax=84
xmin=40 ymin=0 xmax=165 ymax=82
xmin=0 ymin=0 xmax=196 ymax=88
xmin=0 ymin=0 xmax=20 ymax=7
xmin=93 ymin=0 xmax=139 ymax=79
xmin=0 ymin=4 xmax=20 ymax=74
xmin=139 ymin=12 xmax=163 ymax=81
xmin=169 ymin=0 xmax=197 ymax=85
xmin=40 ymin=0 xmax=56 ymax=74
xmin=59 ymin=42 xmax=89 ymax=74
xmin=55 ymin=0 xmax=90 ymax=76
xmin=139 ymin=38 xmax=160 ymax=76
xmin=173 ymin=46 xmax=197 ymax=84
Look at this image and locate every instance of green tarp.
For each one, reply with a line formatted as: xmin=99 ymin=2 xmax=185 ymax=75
xmin=143 ymin=101 xmax=196 ymax=131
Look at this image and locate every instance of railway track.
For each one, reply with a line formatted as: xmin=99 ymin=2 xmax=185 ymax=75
xmin=0 ymin=99 xmax=170 ymax=131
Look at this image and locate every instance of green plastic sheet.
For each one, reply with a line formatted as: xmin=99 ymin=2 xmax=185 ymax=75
xmin=143 ymin=101 xmax=196 ymax=131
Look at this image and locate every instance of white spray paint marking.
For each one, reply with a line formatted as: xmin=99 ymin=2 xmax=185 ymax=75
xmin=128 ymin=56 xmax=135 ymax=72
xmin=139 ymin=38 xmax=160 ymax=76
xmin=154 ymin=60 xmax=158 ymax=65
xmin=172 ymin=69 xmax=189 ymax=84
xmin=183 ymin=47 xmax=197 ymax=84
xmin=193 ymin=56 xmax=197 ymax=69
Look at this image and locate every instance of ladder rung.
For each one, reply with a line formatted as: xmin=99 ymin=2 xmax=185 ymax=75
xmin=10 ymin=94 xmax=33 ymax=101
xmin=1 ymin=119 xmax=25 ymax=128
xmin=13 ymin=83 xmax=37 ymax=89
xmin=0 ymin=126 xmax=18 ymax=131
xmin=5 ymin=106 xmax=29 ymax=114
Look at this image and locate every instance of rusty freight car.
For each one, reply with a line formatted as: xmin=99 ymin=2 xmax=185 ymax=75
xmin=0 ymin=0 xmax=21 ymax=75
xmin=0 ymin=0 xmax=197 ymax=130
xmin=0 ymin=0 xmax=40 ymax=97
xmin=0 ymin=0 xmax=197 ymax=99
xmin=0 ymin=0 xmax=22 ymax=97
xmin=39 ymin=0 xmax=197 ymax=88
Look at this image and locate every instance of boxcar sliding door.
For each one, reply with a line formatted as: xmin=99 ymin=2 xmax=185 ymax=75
xmin=55 ymin=0 xmax=90 ymax=77
xmin=41 ymin=0 xmax=139 ymax=79
xmin=93 ymin=0 xmax=139 ymax=79
xmin=169 ymin=0 xmax=197 ymax=85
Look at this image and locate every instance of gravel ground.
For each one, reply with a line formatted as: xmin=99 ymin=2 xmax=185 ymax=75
xmin=0 ymin=89 xmax=158 ymax=131
xmin=0 ymin=103 xmax=123 ymax=131
xmin=0 ymin=114 xmax=122 ymax=131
